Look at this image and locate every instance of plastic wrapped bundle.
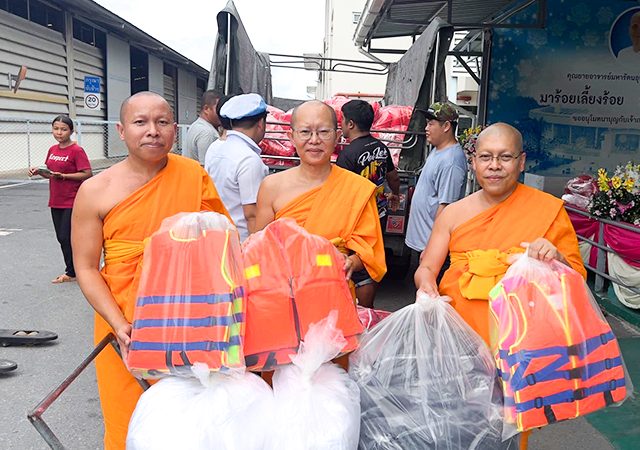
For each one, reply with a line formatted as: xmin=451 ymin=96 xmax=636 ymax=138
xmin=242 ymin=218 xmax=364 ymax=371
xmin=127 ymin=364 xmax=274 ymax=450
xmin=127 ymin=212 xmax=246 ymax=378
xmin=350 ymin=293 xmax=517 ymax=450
xmin=357 ymin=306 xmax=391 ymax=330
xmin=260 ymin=105 xmax=296 ymax=163
xmin=489 ymin=254 xmax=632 ymax=435
xmin=561 ymin=175 xmax=597 ymax=209
xmin=268 ymin=311 xmax=361 ymax=450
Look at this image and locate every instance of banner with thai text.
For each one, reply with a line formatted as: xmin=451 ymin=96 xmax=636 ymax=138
xmin=487 ymin=0 xmax=640 ymax=176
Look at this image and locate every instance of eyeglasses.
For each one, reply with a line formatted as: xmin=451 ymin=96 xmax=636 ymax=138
xmin=293 ymin=129 xmax=336 ymax=141
xmin=475 ymin=152 xmax=523 ymax=164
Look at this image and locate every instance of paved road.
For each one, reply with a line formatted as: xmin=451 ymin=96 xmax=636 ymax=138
xmin=0 ymin=181 xmax=635 ymax=449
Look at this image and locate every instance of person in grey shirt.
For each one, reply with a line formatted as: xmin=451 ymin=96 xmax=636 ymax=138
xmin=183 ymin=90 xmax=221 ymax=165
xmin=406 ymin=102 xmax=467 ymax=271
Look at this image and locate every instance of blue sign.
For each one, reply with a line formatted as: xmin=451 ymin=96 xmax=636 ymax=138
xmin=84 ymin=76 xmax=101 ymax=94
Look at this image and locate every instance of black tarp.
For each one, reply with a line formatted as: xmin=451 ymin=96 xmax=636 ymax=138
xmin=384 ymin=18 xmax=453 ymax=171
xmin=208 ymin=0 xmax=272 ymax=102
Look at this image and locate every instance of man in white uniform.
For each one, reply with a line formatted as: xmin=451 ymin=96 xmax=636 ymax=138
xmin=205 ymin=93 xmax=268 ymax=241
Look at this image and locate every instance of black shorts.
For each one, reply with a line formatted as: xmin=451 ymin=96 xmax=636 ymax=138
xmin=351 ymin=267 xmax=375 ymax=288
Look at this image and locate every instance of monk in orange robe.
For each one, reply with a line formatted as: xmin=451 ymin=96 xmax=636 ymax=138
xmin=415 ymin=123 xmax=585 ymax=449
xmin=72 ymin=92 xmax=230 ymax=450
xmin=256 ymin=100 xmax=386 ymax=287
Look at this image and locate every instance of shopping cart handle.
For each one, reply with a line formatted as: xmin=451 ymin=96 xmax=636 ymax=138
xmin=27 ymin=333 xmax=149 ymax=449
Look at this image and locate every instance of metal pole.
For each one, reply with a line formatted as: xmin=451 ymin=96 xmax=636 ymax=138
xmin=224 ymin=12 xmax=232 ymax=95
xmin=26 ymin=120 xmax=32 ymax=169
xmin=595 ymin=220 xmax=606 ymax=293
xmin=76 ymin=120 xmax=82 ymax=148
xmin=431 ymin=31 xmax=440 ymax=103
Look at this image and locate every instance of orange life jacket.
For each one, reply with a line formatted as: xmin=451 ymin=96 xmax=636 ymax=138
xmin=128 ymin=221 xmax=245 ymax=378
xmin=489 ymin=261 xmax=627 ymax=431
xmin=242 ymin=218 xmax=364 ymax=371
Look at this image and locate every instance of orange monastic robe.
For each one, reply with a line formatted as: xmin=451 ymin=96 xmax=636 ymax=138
xmin=275 ymin=165 xmax=386 ymax=282
xmin=440 ymin=183 xmax=586 ymax=346
xmin=95 ymin=154 xmax=230 ymax=450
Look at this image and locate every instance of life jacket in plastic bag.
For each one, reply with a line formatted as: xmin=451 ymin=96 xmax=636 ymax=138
xmin=242 ymin=218 xmax=364 ymax=371
xmin=489 ymin=258 xmax=628 ymax=431
xmin=127 ymin=212 xmax=246 ymax=378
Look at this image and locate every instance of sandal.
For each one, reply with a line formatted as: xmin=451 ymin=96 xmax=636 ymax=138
xmin=51 ymin=274 xmax=76 ymax=284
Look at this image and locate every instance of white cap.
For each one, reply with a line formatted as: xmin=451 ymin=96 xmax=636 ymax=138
xmin=220 ymin=93 xmax=267 ymax=120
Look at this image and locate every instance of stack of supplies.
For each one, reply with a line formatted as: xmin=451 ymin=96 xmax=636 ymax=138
xmin=242 ymin=218 xmax=364 ymax=371
xmin=489 ymin=254 xmax=631 ymax=435
xmin=127 ymin=212 xmax=246 ymax=378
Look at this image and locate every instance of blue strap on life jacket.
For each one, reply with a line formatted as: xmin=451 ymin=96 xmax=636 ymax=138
xmin=133 ymin=313 xmax=245 ymax=329
xmin=504 ymin=377 xmax=626 ymax=413
xmin=497 ymin=331 xmax=618 ymax=390
xmin=130 ymin=334 xmax=242 ymax=352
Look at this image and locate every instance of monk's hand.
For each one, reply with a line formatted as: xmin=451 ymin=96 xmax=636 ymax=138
xmin=344 ymin=254 xmax=356 ymax=280
xmin=522 ymin=239 xmax=559 ymax=263
xmin=414 ymin=266 xmax=438 ymax=298
xmin=114 ymin=321 xmax=132 ymax=361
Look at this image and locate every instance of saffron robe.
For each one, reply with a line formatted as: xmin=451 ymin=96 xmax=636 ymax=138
xmin=440 ymin=183 xmax=586 ymax=346
xmin=96 ymin=154 xmax=230 ymax=450
xmin=275 ymin=165 xmax=386 ymax=282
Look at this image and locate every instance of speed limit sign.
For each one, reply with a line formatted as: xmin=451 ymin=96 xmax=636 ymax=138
xmin=84 ymin=93 xmax=100 ymax=110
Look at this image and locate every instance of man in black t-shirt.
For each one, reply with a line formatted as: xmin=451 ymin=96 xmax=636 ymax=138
xmin=337 ymin=100 xmax=401 ymax=308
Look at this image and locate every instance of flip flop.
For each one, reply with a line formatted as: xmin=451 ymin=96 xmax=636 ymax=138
xmin=51 ymin=274 xmax=76 ymax=284
xmin=0 ymin=359 xmax=17 ymax=374
xmin=0 ymin=329 xmax=58 ymax=347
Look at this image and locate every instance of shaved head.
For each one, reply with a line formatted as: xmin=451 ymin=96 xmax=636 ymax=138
xmin=119 ymin=91 xmax=174 ymax=123
xmin=290 ymin=100 xmax=338 ymax=129
xmin=477 ymin=122 xmax=523 ymax=153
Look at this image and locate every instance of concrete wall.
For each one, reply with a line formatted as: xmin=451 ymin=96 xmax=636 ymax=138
xmin=148 ymin=54 xmax=164 ymax=95
xmin=177 ymin=68 xmax=197 ymax=125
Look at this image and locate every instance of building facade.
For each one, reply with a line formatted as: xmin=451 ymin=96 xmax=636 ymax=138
xmin=0 ymin=0 xmax=208 ymax=171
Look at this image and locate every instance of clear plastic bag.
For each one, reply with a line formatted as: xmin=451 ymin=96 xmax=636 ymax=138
xmin=489 ymin=254 xmax=633 ymax=435
xmin=268 ymin=311 xmax=361 ymax=450
xmin=127 ymin=363 xmax=274 ymax=450
xmin=127 ymin=212 xmax=246 ymax=378
xmin=350 ymin=293 xmax=517 ymax=450
xmin=242 ymin=218 xmax=363 ymax=371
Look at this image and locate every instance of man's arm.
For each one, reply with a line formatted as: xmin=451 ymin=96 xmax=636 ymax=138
xmin=242 ymin=203 xmax=258 ymax=234
xmin=237 ymin=157 xmax=268 ymax=234
xmin=254 ymin=176 xmax=277 ymax=231
xmin=196 ymin=130 xmax=217 ymax=166
xmin=72 ymin=182 xmax=132 ymax=357
xmin=414 ymin=207 xmax=453 ymax=297
xmin=386 ymin=167 xmax=401 ymax=211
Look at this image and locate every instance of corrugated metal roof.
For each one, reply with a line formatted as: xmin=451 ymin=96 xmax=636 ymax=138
xmin=358 ymin=0 xmax=517 ymax=44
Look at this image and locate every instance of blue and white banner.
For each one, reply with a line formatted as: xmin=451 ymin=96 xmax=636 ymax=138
xmin=487 ymin=0 xmax=640 ymax=176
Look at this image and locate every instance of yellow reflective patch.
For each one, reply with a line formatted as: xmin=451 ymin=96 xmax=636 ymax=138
xmin=316 ymin=254 xmax=332 ymax=267
xmin=245 ymin=264 xmax=261 ymax=279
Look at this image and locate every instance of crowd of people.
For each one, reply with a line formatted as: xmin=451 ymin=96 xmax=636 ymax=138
xmin=28 ymin=89 xmax=585 ymax=449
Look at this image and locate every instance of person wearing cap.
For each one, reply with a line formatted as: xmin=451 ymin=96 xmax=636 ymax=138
xmin=72 ymin=91 xmax=230 ymax=449
xmin=414 ymin=123 xmax=585 ymax=450
xmin=405 ymin=101 xmax=467 ymax=279
xmin=205 ymin=93 xmax=269 ymax=241
xmin=255 ymin=100 xmax=386 ymax=300
xmin=337 ymin=99 xmax=400 ymax=308
xmin=183 ymin=90 xmax=221 ymax=165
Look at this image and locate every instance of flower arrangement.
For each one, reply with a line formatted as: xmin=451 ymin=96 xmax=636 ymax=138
xmin=458 ymin=125 xmax=484 ymax=159
xmin=589 ymin=162 xmax=640 ymax=225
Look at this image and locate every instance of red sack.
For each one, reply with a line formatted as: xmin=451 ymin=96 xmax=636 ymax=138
xmin=260 ymin=105 xmax=295 ymax=158
xmin=357 ymin=306 xmax=392 ymax=330
xmin=371 ymin=105 xmax=414 ymax=168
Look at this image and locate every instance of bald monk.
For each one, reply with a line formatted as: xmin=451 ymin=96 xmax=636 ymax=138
xmin=255 ymin=100 xmax=386 ymax=295
xmin=72 ymin=92 xmax=230 ymax=450
xmin=414 ymin=123 xmax=585 ymax=448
